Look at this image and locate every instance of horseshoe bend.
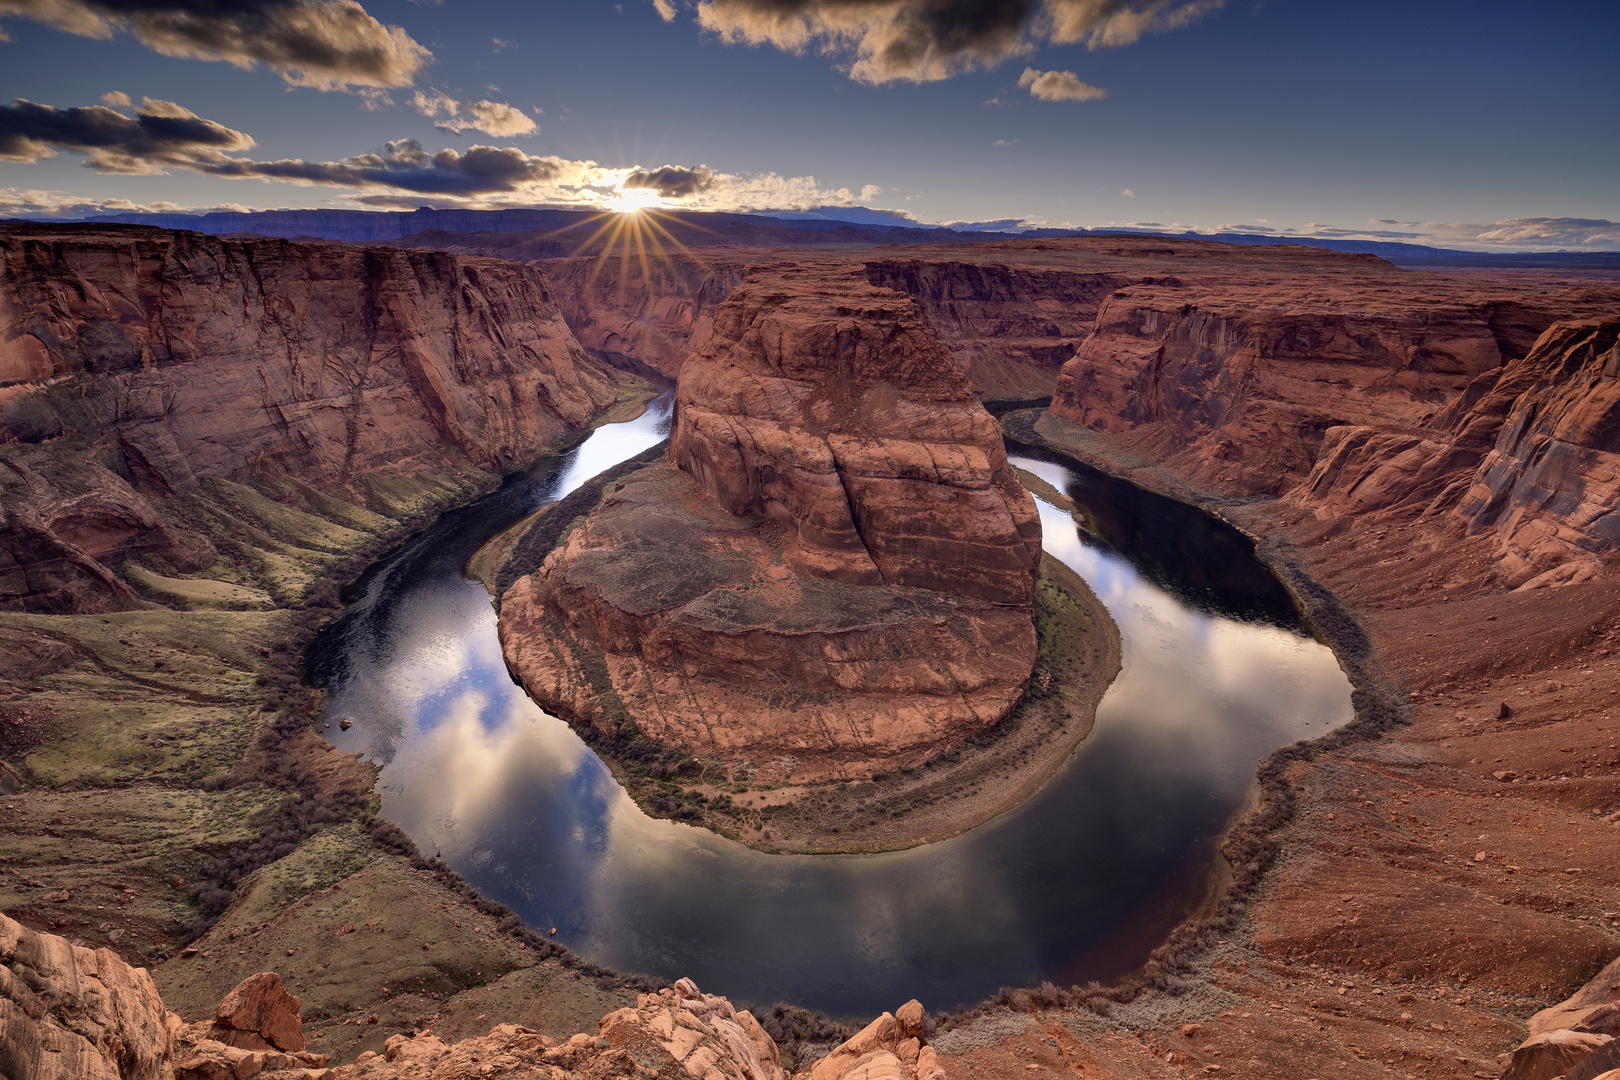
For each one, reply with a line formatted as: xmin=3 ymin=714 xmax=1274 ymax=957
xmin=490 ymin=264 xmax=1123 ymax=842
xmin=1 ymin=218 xmax=1619 ymax=1080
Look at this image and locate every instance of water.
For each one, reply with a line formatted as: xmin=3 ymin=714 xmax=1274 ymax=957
xmin=310 ymin=399 xmax=1352 ymax=1017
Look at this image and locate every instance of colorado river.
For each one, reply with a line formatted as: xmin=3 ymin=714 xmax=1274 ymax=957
xmin=309 ymin=396 xmax=1352 ymax=1017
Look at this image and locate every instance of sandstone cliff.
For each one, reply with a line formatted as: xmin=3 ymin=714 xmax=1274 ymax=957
xmin=0 ymin=224 xmax=625 ymax=612
xmin=540 ymin=253 xmax=750 ymax=377
xmin=500 ymin=264 xmax=1044 ymax=780
xmin=864 ymin=258 xmax=1128 ymax=402
xmin=1293 ymin=318 xmax=1620 ymax=587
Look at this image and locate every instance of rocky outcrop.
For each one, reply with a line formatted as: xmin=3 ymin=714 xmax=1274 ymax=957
xmin=2 ymin=914 xmax=950 ymax=1080
xmin=0 ymin=223 xmax=623 ymax=612
xmin=1 ymin=909 xmax=178 ymax=1080
xmin=1292 ymin=319 xmax=1620 ymax=586
xmin=669 ymin=266 xmax=1041 ymax=604
xmin=500 ymin=264 xmax=1043 ymax=779
xmin=1494 ymin=954 xmax=1620 ymax=1080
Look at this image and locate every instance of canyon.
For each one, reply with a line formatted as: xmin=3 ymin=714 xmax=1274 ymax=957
xmin=2 ymin=221 xmax=1620 ymax=1080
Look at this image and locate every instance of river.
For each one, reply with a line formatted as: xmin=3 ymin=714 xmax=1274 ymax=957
xmin=309 ymin=396 xmax=1352 ymax=1017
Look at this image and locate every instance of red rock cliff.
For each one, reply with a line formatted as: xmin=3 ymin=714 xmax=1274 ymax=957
xmin=0 ymin=224 xmax=622 ymax=611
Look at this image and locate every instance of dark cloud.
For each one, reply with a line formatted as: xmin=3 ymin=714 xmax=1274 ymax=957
xmin=694 ymin=0 xmax=1221 ymax=83
xmin=0 ymin=0 xmax=430 ymax=89
xmin=201 ymin=140 xmax=566 ymax=195
xmin=0 ymin=97 xmax=254 ymax=172
xmin=622 ymin=164 xmax=717 ymax=198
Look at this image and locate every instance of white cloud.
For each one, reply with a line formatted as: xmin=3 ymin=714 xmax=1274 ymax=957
xmin=1121 ymin=188 xmax=1134 ymax=197
xmin=1018 ymin=67 xmax=1107 ymax=102
xmin=100 ymin=90 xmax=131 ymax=107
xmin=652 ymin=0 xmax=677 ymax=20
xmin=993 ymin=137 xmax=1020 ymax=146
xmin=412 ymin=91 xmax=538 ymax=137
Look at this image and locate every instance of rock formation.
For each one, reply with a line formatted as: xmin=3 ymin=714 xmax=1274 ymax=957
xmin=2 ymin=912 xmax=948 ymax=1080
xmin=1292 ymin=319 xmax=1620 ymax=586
xmin=1036 ymin=237 xmax=1620 ymax=496
xmin=0 ymin=223 xmax=624 ymax=612
xmin=500 ymin=264 xmax=1043 ymax=779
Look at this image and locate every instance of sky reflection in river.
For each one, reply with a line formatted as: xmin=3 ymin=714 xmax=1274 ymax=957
xmin=317 ymin=415 xmax=1351 ymax=1017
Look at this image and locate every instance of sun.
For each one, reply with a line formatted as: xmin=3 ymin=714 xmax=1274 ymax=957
xmin=610 ymin=185 xmax=666 ymax=213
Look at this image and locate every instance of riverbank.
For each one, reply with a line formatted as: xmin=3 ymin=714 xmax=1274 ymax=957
xmin=920 ymin=409 xmax=1620 ymax=1080
xmin=472 ymin=454 xmax=1121 ymax=855
xmin=0 ymin=380 xmax=664 ymax=1061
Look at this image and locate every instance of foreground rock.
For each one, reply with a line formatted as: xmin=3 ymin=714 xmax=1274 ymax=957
xmin=500 ymin=264 xmax=1045 ymax=780
xmin=2 ymin=912 xmax=949 ymax=1080
xmin=0 ymin=223 xmax=624 ymax=612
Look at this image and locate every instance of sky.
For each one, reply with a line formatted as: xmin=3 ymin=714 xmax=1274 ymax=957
xmin=1 ymin=0 xmax=1617 ymax=250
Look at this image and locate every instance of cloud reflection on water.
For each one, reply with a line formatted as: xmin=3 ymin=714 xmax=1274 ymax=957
xmin=317 ymin=420 xmax=1351 ymax=1016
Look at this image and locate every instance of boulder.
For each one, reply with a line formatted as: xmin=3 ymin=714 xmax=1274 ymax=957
xmin=210 ymin=972 xmax=305 ymax=1052
xmin=805 ymin=997 xmax=944 ymax=1080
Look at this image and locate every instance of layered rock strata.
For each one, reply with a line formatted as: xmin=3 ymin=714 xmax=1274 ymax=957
xmin=864 ymin=258 xmax=1127 ymax=402
xmin=501 ymin=265 xmax=1043 ymax=779
xmin=0 ymin=224 xmax=623 ymax=612
xmin=1292 ymin=319 xmax=1620 ymax=586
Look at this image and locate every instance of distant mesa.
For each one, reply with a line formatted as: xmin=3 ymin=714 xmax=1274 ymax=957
xmin=498 ymin=264 xmax=1046 ymax=780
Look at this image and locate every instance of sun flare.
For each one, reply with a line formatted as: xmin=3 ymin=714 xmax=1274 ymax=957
xmin=610 ymin=185 xmax=666 ymax=213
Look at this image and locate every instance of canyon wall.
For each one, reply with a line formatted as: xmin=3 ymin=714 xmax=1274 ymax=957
xmin=500 ymin=263 xmax=1045 ymax=780
xmin=539 ymin=253 xmax=750 ymax=376
xmin=1038 ymin=238 xmax=1620 ymax=498
xmin=864 ymin=257 xmax=1129 ymax=402
xmin=1295 ymin=318 xmax=1620 ymax=586
xmin=0 ymin=224 xmax=624 ymax=612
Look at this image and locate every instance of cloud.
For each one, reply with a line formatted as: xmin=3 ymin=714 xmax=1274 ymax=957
xmin=0 ymin=96 xmax=254 ymax=172
xmin=413 ymin=91 xmax=538 ymax=137
xmin=2 ymin=95 xmax=879 ymax=213
xmin=1045 ymin=0 xmax=1224 ymax=49
xmin=622 ymin=163 xmax=717 ymax=198
xmin=0 ymin=187 xmax=251 ymax=217
xmin=992 ymin=137 xmax=1019 ymax=146
xmin=100 ymin=90 xmax=131 ymax=106
xmin=651 ymin=0 xmax=676 ymax=19
xmin=983 ymin=96 xmax=1008 ymax=106
xmin=1421 ymin=217 xmax=1620 ymax=248
xmin=1019 ymin=66 xmax=1106 ymax=101
xmin=0 ymin=0 xmax=430 ymax=90
xmin=1121 ymin=188 xmax=1134 ymax=197
xmin=201 ymin=140 xmax=569 ymax=195
xmin=692 ymin=0 xmax=1221 ymax=84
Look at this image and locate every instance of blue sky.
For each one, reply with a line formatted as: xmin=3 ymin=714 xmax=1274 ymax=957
xmin=1 ymin=0 xmax=1617 ymax=249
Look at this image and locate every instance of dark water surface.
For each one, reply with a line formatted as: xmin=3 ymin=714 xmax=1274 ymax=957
xmin=310 ymin=398 xmax=1352 ymax=1017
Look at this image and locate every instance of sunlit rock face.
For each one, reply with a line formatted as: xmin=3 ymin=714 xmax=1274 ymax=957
xmin=0 ymin=223 xmax=621 ymax=612
xmin=669 ymin=265 xmax=1043 ymax=605
xmin=501 ymin=264 xmax=1042 ymax=780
